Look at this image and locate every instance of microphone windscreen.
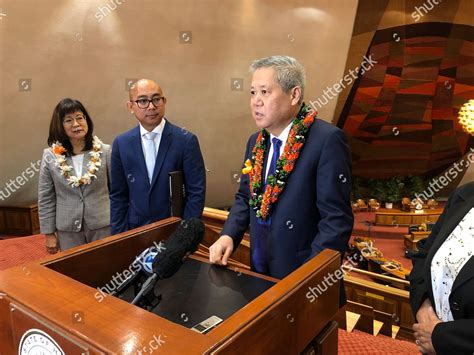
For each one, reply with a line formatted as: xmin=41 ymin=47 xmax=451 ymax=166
xmin=182 ymin=218 xmax=205 ymax=252
xmin=152 ymin=219 xmax=205 ymax=279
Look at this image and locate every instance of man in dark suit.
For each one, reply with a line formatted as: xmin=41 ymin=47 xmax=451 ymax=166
xmin=209 ymin=56 xmax=353 ymax=282
xmin=410 ymin=181 xmax=474 ymax=354
xmin=110 ymin=79 xmax=206 ymax=234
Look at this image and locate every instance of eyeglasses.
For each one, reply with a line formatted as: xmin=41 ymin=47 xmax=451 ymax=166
xmin=63 ymin=115 xmax=86 ymax=126
xmin=133 ymin=96 xmax=165 ymax=109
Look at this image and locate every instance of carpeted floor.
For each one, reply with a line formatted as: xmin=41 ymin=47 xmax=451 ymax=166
xmin=338 ymin=329 xmax=418 ymax=354
xmin=352 ymin=212 xmax=410 ymax=238
xmin=0 ymin=234 xmax=48 ymax=270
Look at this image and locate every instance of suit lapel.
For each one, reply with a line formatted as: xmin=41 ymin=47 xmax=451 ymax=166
xmin=428 ymin=192 xmax=473 ymax=260
xmin=427 ymin=205 xmax=470 ymax=260
xmin=425 ymin=193 xmax=474 ymax=293
xmin=150 ymin=122 xmax=172 ymax=189
xmin=452 ymin=253 xmax=474 ymax=294
xmin=80 ymin=150 xmax=90 ymax=195
xmin=450 ymin=195 xmax=474 ymax=293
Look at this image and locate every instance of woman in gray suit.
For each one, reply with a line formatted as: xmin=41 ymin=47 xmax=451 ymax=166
xmin=38 ymin=98 xmax=111 ymax=253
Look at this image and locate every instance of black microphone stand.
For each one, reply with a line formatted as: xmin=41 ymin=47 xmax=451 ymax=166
xmin=131 ymin=273 xmax=162 ymax=310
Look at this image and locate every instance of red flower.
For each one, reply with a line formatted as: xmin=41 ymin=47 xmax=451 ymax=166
xmin=53 ymin=145 xmax=66 ymax=155
xmin=304 ymin=115 xmax=315 ymax=126
xmin=293 ymin=142 xmax=303 ymax=151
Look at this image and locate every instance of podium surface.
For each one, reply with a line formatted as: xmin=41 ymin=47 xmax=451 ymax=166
xmin=0 ymin=218 xmax=341 ymax=354
xmin=121 ymin=258 xmax=275 ymax=328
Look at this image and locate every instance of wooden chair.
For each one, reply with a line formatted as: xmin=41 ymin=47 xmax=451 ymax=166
xmin=401 ymin=197 xmax=411 ymax=211
xmin=356 ymin=199 xmax=368 ymax=212
xmin=351 ymin=201 xmax=360 ymax=213
xmin=368 ymin=199 xmax=380 ymax=211
xmin=427 ymin=199 xmax=438 ymax=209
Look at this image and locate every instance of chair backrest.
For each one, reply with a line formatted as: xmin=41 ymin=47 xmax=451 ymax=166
xmin=356 ymin=199 xmax=367 ymax=207
xmin=368 ymin=199 xmax=379 ymax=207
xmin=347 ymin=300 xmax=374 ymax=335
xmin=427 ymin=199 xmax=438 ymax=208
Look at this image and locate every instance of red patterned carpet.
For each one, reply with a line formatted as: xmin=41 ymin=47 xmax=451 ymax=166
xmin=352 ymin=212 xmax=409 ymax=238
xmin=339 ymin=329 xmax=418 ymax=354
xmin=0 ymin=234 xmax=48 ymax=271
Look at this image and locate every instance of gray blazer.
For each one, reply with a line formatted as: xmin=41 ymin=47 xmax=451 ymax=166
xmin=38 ymin=143 xmax=111 ymax=234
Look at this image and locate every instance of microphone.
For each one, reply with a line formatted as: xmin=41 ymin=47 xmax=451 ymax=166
xmin=104 ymin=244 xmax=161 ymax=297
xmin=153 ymin=218 xmax=205 ymax=277
xmin=131 ymin=219 xmax=205 ymax=307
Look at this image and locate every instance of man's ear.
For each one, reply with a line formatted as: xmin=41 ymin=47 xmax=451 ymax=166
xmin=126 ymin=100 xmax=133 ymax=113
xmin=290 ymin=86 xmax=302 ymax=106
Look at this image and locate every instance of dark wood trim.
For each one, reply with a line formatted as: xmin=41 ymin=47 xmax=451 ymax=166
xmin=0 ymin=204 xmax=39 ymax=237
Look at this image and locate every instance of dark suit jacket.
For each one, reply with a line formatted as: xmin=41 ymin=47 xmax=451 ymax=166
xmin=222 ymin=119 xmax=353 ymax=281
xmin=409 ymin=181 xmax=474 ymax=354
xmin=110 ymin=121 xmax=206 ymax=234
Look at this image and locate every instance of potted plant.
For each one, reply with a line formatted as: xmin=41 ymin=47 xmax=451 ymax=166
xmin=368 ymin=178 xmax=386 ymax=205
xmin=384 ymin=176 xmax=403 ymax=209
xmin=404 ymin=175 xmax=426 ymax=199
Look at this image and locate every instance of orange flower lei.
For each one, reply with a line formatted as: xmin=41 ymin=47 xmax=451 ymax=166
xmin=51 ymin=136 xmax=103 ymax=188
xmin=243 ymin=104 xmax=316 ymax=220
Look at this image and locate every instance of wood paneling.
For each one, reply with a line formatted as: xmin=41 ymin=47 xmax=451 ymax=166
xmin=375 ymin=209 xmax=442 ymax=226
xmin=0 ymin=204 xmax=40 ymax=236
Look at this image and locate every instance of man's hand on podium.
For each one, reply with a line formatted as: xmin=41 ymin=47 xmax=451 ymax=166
xmin=209 ymin=235 xmax=234 ymax=266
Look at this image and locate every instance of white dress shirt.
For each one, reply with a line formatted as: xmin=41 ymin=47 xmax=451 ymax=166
xmin=264 ymin=122 xmax=293 ymax=181
xmin=140 ymin=118 xmax=166 ymax=160
xmin=431 ymin=207 xmax=474 ymax=321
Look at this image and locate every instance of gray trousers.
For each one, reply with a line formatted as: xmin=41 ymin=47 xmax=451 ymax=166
xmin=57 ymin=220 xmax=111 ymax=251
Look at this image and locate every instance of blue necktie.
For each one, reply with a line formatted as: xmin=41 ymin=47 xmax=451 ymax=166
xmin=143 ymin=132 xmax=158 ymax=183
xmin=253 ymin=137 xmax=282 ymax=274
xmin=266 ymin=137 xmax=282 ymax=183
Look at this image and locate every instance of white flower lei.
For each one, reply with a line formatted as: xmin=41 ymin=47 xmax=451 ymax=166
xmin=51 ymin=136 xmax=103 ymax=188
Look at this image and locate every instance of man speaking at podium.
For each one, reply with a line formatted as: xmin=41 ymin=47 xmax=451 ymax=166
xmin=210 ymin=56 xmax=353 ymax=284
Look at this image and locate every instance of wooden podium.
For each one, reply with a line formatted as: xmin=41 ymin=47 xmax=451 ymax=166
xmin=0 ymin=218 xmax=341 ymax=354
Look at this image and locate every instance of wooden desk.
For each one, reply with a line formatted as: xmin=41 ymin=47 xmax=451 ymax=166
xmin=404 ymin=231 xmax=430 ymax=252
xmin=352 ymin=237 xmax=410 ymax=281
xmin=0 ymin=203 xmax=39 ymax=236
xmin=0 ymin=218 xmax=341 ymax=354
xmin=375 ymin=208 xmax=442 ymax=226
